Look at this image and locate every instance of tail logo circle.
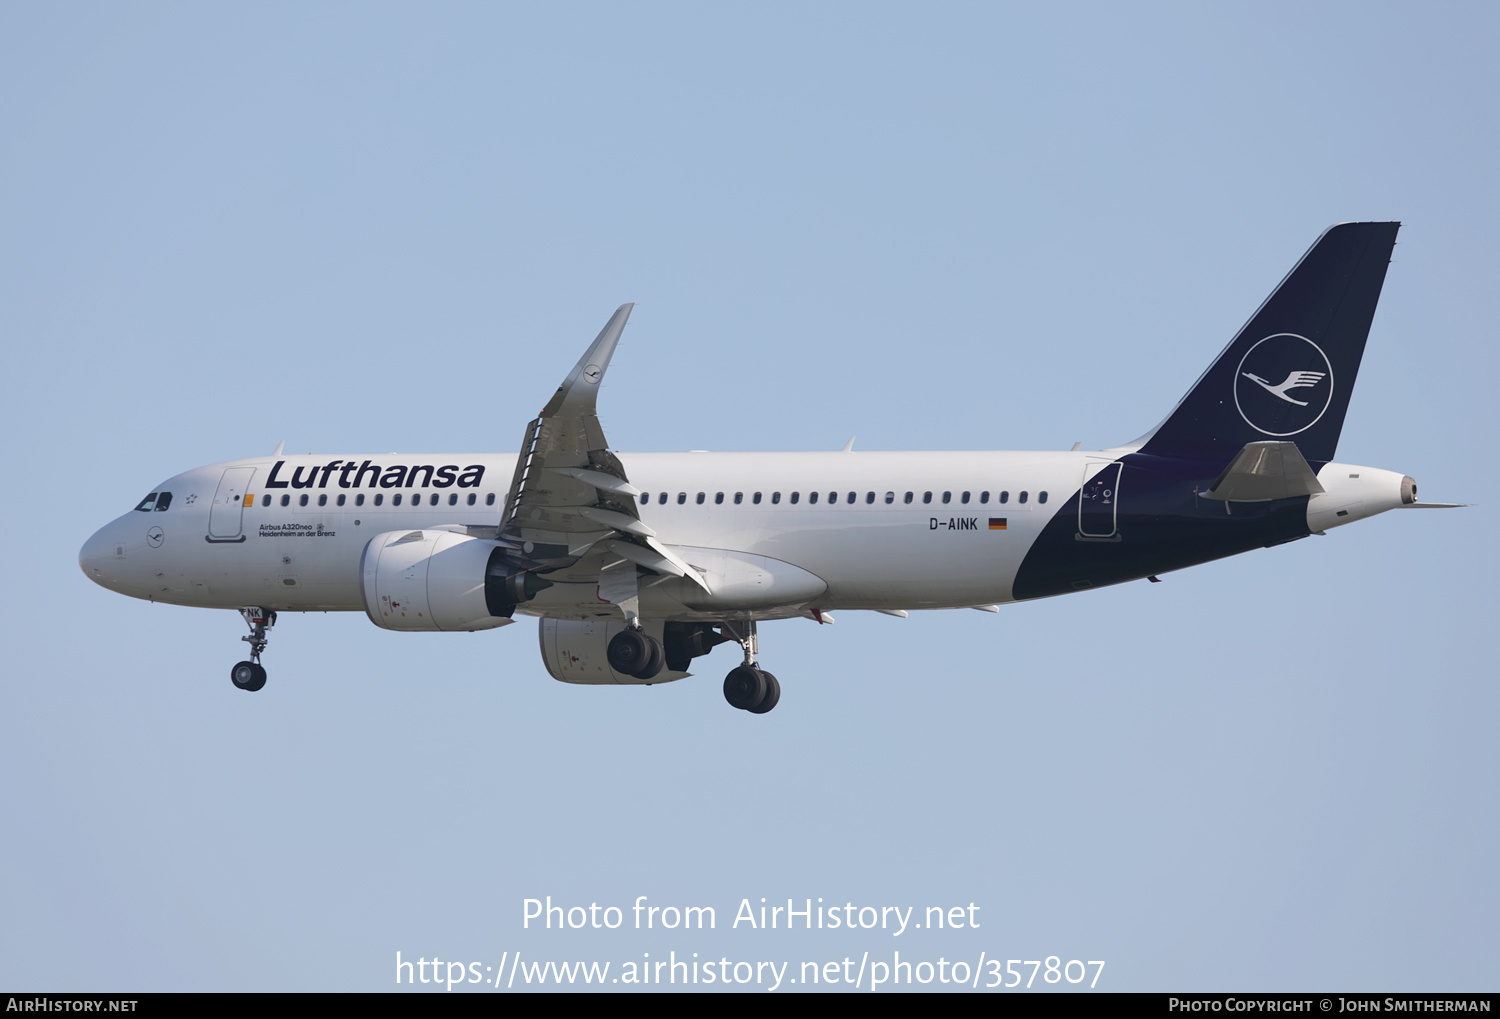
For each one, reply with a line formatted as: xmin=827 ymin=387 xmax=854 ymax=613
xmin=1233 ymin=333 xmax=1334 ymax=437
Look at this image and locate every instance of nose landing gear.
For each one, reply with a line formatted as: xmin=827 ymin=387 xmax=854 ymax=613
xmin=231 ymin=606 xmax=275 ymax=692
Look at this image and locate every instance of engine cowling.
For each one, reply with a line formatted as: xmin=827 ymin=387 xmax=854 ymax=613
xmin=360 ymin=529 xmax=536 ymax=631
xmin=538 ymin=618 xmax=691 ymax=685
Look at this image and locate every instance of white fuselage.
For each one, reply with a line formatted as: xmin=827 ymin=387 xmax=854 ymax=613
xmin=79 ymin=450 xmax=1098 ymax=619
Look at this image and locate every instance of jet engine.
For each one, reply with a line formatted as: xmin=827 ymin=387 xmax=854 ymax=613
xmin=359 ymin=529 xmax=548 ymax=631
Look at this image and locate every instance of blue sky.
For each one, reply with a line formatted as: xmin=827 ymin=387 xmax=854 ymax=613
xmin=2 ymin=2 xmax=1496 ymax=992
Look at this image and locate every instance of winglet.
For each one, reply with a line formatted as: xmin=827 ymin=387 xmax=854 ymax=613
xmin=541 ymin=304 xmax=634 ymax=418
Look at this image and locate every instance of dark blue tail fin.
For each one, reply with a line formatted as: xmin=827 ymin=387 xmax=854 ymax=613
xmin=1137 ymin=222 xmax=1399 ymax=464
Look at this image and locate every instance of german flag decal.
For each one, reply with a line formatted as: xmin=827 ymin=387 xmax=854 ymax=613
xmin=988 ymin=518 xmax=1007 ymax=530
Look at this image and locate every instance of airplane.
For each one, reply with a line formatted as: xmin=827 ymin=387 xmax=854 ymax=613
xmin=78 ymin=222 xmax=1461 ymax=714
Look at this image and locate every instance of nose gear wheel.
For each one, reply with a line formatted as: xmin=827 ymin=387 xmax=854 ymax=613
xmin=231 ymin=607 xmax=276 ymax=692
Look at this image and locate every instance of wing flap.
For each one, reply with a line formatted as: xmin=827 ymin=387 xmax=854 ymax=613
xmin=544 ymin=466 xmax=641 ymax=498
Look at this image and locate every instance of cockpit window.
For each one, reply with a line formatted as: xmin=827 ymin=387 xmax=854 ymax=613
xmin=134 ymin=493 xmax=158 ymax=512
xmin=154 ymin=492 xmax=172 ymax=511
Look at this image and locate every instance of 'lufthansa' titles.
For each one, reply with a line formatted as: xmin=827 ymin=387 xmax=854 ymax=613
xmin=263 ymin=460 xmax=485 ymax=490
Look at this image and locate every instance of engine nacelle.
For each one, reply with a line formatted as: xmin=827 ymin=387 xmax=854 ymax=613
xmin=360 ymin=529 xmax=525 ymax=631
xmin=538 ymin=618 xmax=691 ymax=685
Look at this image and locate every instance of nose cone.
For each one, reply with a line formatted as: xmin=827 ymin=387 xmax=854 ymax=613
xmin=79 ymin=522 xmax=119 ymax=590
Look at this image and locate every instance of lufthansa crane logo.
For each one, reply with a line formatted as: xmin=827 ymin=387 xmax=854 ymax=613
xmin=1233 ymin=333 xmax=1334 ymax=437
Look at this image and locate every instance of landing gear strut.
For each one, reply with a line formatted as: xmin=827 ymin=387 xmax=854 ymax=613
xmin=231 ymin=606 xmax=275 ymax=692
xmin=720 ymin=619 xmax=780 ymax=714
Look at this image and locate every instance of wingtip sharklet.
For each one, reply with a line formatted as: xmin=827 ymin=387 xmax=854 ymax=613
xmin=543 ymin=303 xmax=635 ymax=417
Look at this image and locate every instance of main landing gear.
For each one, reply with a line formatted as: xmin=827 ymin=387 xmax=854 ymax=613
xmin=231 ymin=606 xmax=275 ymax=693
xmin=608 ymin=618 xmax=781 ymax=713
xmin=720 ymin=620 xmax=780 ymax=715
xmin=607 ymin=625 xmax=664 ymax=681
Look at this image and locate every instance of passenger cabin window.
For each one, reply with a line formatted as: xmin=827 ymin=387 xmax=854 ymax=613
xmin=467 ymin=493 xmax=475 ymax=506
xmin=809 ymin=492 xmax=819 ymax=504
xmin=885 ymin=492 xmax=894 ymax=504
xmin=374 ymin=494 xmax=384 ymax=506
xmin=430 ymin=493 xmax=439 ymax=506
xmin=790 ymin=492 xmax=799 ymax=504
xmin=980 ymin=492 xmax=990 ymax=504
xmin=317 ymin=494 xmax=327 ymax=507
xmin=1019 ymin=491 xmax=1028 ymax=504
xmin=356 ymin=494 xmax=365 ymax=506
xmin=715 ymin=492 xmax=724 ymax=504
xmin=1039 ymin=491 xmax=1048 ymax=504
xmin=942 ymin=492 xmax=951 ymax=504
xmin=134 ymin=493 xmax=158 ymax=512
xmin=904 ymin=492 xmax=913 ymax=504
xmin=961 ymin=492 xmax=970 ymax=504
xmin=677 ymin=492 xmax=686 ymax=505
xmin=771 ymin=492 xmax=780 ymax=504
xmin=847 ymin=492 xmax=856 ymax=504
xmin=486 ymin=494 xmax=495 ymax=506
xmin=734 ymin=492 xmax=743 ymax=504
xmin=281 ymin=494 xmax=291 ymax=507
xmin=753 ymin=492 xmax=762 ymax=504
xmin=337 ymin=494 xmax=346 ymax=506
xmin=449 ymin=494 xmax=457 ymax=506
xmin=299 ymin=494 xmax=309 ymax=507
xmin=827 ymin=491 xmax=837 ymax=504
xmin=696 ymin=493 xmax=705 ymax=504
xmin=999 ymin=491 xmax=1009 ymax=504
xmin=923 ymin=492 xmax=932 ymax=504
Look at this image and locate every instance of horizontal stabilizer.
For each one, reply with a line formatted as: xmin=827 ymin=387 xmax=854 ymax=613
xmin=1201 ymin=441 xmax=1325 ymax=502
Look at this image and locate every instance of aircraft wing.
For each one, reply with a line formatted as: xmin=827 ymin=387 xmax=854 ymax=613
xmin=494 ymin=305 xmax=707 ymax=590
